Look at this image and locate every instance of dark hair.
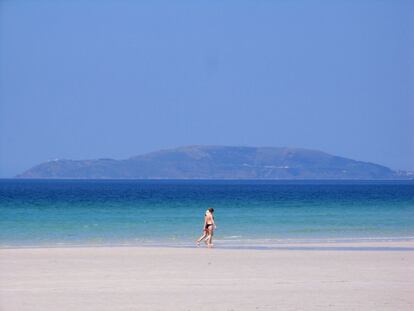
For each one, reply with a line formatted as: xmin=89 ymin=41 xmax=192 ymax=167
xmin=208 ymin=208 xmax=214 ymax=213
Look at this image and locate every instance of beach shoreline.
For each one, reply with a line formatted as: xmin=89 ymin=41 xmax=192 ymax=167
xmin=1 ymin=242 xmax=413 ymax=311
xmin=1 ymin=238 xmax=414 ymax=250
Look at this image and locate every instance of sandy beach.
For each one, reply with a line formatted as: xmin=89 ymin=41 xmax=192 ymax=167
xmin=1 ymin=242 xmax=413 ymax=311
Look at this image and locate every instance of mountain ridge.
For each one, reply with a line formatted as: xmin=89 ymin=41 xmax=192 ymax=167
xmin=17 ymin=145 xmax=406 ymax=179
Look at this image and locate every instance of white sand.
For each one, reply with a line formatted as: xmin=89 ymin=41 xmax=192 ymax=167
xmin=1 ymin=244 xmax=413 ymax=311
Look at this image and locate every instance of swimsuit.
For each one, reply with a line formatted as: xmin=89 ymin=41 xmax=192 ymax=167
xmin=205 ymin=212 xmax=214 ymax=230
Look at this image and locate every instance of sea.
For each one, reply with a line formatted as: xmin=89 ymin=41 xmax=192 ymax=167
xmin=1 ymin=179 xmax=413 ymax=248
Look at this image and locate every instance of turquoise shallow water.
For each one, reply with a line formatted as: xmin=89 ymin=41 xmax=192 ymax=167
xmin=0 ymin=180 xmax=413 ymax=247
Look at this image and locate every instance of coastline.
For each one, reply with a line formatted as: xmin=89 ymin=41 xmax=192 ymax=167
xmin=1 ymin=237 xmax=414 ymax=250
xmin=1 ymin=243 xmax=413 ymax=311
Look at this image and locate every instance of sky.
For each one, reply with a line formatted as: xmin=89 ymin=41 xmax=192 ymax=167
xmin=0 ymin=0 xmax=413 ymax=177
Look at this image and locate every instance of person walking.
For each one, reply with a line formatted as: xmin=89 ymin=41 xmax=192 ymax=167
xmin=196 ymin=208 xmax=216 ymax=247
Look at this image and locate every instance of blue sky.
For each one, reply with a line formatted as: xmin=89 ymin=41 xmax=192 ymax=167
xmin=0 ymin=0 xmax=413 ymax=177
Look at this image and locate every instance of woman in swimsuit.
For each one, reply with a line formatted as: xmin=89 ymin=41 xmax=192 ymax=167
xmin=196 ymin=208 xmax=216 ymax=247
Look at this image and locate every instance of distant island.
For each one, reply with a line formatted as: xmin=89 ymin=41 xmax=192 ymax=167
xmin=17 ymin=145 xmax=411 ymax=179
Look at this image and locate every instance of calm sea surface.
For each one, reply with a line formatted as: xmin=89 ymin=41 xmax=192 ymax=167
xmin=1 ymin=179 xmax=413 ymax=247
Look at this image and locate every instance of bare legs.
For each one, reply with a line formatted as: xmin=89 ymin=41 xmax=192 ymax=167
xmin=196 ymin=228 xmax=213 ymax=247
xmin=196 ymin=230 xmax=208 ymax=245
xmin=205 ymin=227 xmax=214 ymax=247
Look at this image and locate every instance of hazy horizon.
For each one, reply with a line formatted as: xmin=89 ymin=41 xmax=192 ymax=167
xmin=1 ymin=0 xmax=413 ymax=177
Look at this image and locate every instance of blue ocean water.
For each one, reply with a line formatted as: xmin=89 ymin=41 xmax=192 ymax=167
xmin=0 ymin=179 xmax=413 ymax=247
